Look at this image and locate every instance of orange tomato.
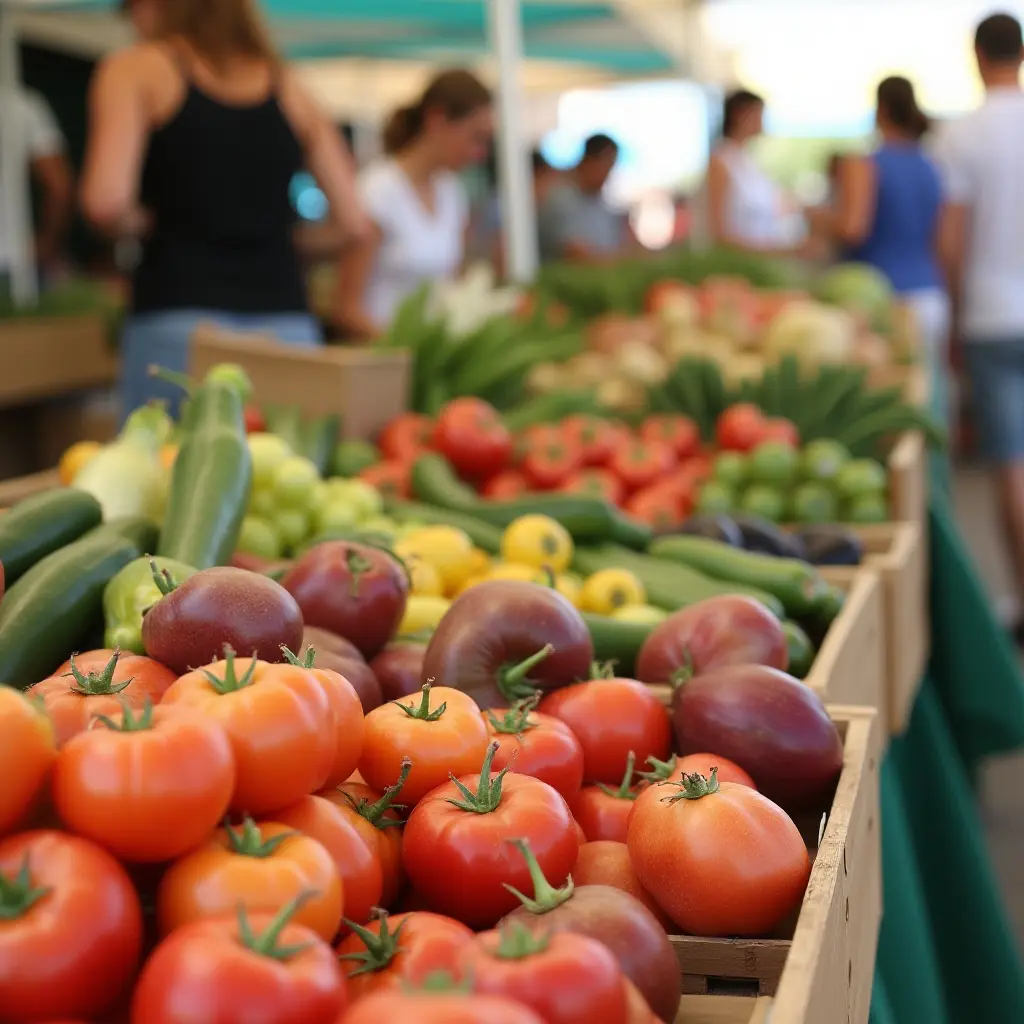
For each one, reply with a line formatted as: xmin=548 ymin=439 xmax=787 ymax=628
xmin=52 ymin=704 xmax=235 ymax=864
xmin=357 ymin=684 xmax=489 ymax=807
xmin=156 ymin=819 xmax=343 ymax=941
xmin=0 ymin=685 xmax=56 ymax=836
xmin=572 ymin=841 xmax=673 ymax=931
xmin=30 ymin=650 xmax=177 ymax=747
xmin=274 ymin=795 xmax=384 ymax=928
xmin=161 ymin=652 xmax=335 ymax=816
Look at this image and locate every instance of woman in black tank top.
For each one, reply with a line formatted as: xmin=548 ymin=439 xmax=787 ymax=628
xmin=81 ymin=0 xmax=367 ymax=421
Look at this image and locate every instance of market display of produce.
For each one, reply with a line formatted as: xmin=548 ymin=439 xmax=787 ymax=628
xmin=0 ymin=351 xmax=891 ymax=1024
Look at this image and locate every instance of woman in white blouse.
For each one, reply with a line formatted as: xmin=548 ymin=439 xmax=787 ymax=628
xmin=334 ymin=70 xmax=493 ymax=337
xmin=698 ymin=89 xmax=816 ymax=258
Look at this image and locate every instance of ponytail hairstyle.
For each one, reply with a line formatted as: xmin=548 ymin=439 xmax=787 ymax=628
xmin=383 ymin=68 xmax=492 ymax=155
xmin=877 ymin=76 xmax=929 ymax=140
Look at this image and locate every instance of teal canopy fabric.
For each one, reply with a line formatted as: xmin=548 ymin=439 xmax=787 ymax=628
xmin=34 ymin=1 xmax=677 ymax=73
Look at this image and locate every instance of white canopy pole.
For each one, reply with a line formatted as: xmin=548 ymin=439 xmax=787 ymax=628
xmin=487 ymin=0 xmax=538 ymax=283
xmin=0 ymin=1 xmax=37 ymax=305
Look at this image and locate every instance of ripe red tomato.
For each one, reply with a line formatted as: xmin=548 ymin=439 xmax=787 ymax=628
xmin=402 ymin=745 xmax=578 ymax=928
xmin=457 ymin=926 xmax=628 ymax=1024
xmin=0 ymin=831 xmax=143 ymax=1022
xmin=560 ymin=415 xmax=619 ymax=466
xmin=572 ymin=841 xmax=673 ymax=930
xmin=640 ymin=752 xmax=757 ymax=790
xmin=627 ymin=770 xmax=810 ymax=936
xmin=760 ymin=417 xmax=801 ymax=448
xmin=608 ymin=441 xmax=677 ymax=492
xmin=0 ymin=685 xmax=55 ymax=836
xmin=357 ymin=461 xmax=411 ymax=500
xmin=379 ymin=413 xmax=434 ymax=462
xmin=623 ymin=486 xmax=685 ymax=532
xmin=244 ymin=405 xmax=266 ymax=433
xmin=341 ymin=991 xmax=545 ymax=1024
xmin=482 ymin=470 xmax=531 ymax=500
xmin=514 ymin=424 xmax=563 ymax=463
xmin=638 ymin=415 xmax=700 ymax=459
xmin=335 ymin=911 xmax=473 ymax=1000
xmin=52 ymin=703 xmax=235 ymax=864
xmin=571 ymin=759 xmax=640 ymax=843
xmin=521 ymin=438 xmax=582 ymax=490
xmin=538 ymin=678 xmax=672 ymax=785
xmin=131 ymin=902 xmax=348 ymax=1022
xmin=156 ymin=819 xmax=343 ymax=941
xmin=433 ymin=399 xmax=512 ymax=479
xmin=483 ymin=700 xmax=585 ymax=801
xmin=31 ymin=650 xmax=178 ymax=747
xmin=716 ymin=403 xmax=768 ymax=453
xmin=161 ymin=652 xmax=335 ymax=816
xmin=358 ymin=685 xmax=489 ymax=807
xmin=559 ymin=468 xmax=625 ymax=505
xmin=275 ymin=795 xmax=385 ymax=927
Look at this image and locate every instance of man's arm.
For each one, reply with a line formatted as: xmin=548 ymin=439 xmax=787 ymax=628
xmin=932 ymin=124 xmax=972 ymax=343
xmin=22 ymin=93 xmax=73 ymax=273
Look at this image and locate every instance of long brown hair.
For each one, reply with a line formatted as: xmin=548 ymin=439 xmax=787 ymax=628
xmin=383 ymin=69 xmax=491 ymax=155
xmin=877 ymin=76 xmax=929 ymax=140
xmin=156 ymin=0 xmax=278 ymax=68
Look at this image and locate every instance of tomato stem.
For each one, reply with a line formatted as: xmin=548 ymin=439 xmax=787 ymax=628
xmin=346 ymin=548 xmax=374 ymax=599
xmin=149 ymin=558 xmax=180 ymax=597
xmin=589 ymin=660 xmax=617 ymax=680
xmin=348 ymin=758 xmax=412 ymax=828
xmin=539 ymin=566 xmax=557 ymax=590
xmin=225 ymin=817 xmax=297 ymax=858
xmin=494 ymin=920 xmax=551 ymax=960
xmin=148 ymin=364 xmax=195 ymax=395
xmin=663 ymin=766 xmax=721 ymax=803
xmin=485 ymin=696 xmax=540 ymax=736
xmin=669 ymin=651 xmax=695 ymax=688
xmin=639 ymin=754 xmax=677 ymax=785
xmin=394 ymin=684 xmax=447 ymax=722
xmin=502 ymin=837 xmax=574 ymax=914
xmin=236 ymin=891 xmax=314 ymax=961
xmin=62 ymin=649 xmax=133 ymax=697
xmin=281 ymin=645 xmax=316 ymax=669
xmin=412 ymin=970 xmax=472 ymax=994
xmin=498 ymin=645 xmax=554 ymax=703
xmin=446 ymin=742 xmax=510 ymax=814
xmin=202 ymin=646 xmax=258 ymax=694
xmin=93 ymin=698 xmax=155 ymax=733
xmin=0 ymin=856 xmax=52 ymax=921
xmin=595 ymin=751 xmax=639 ymax=802
xmin=338 ymin=909 xmax=407 ymax=975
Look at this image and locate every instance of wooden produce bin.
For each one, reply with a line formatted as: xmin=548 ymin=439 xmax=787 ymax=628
xmin=190 ymin=326 xmax=410 ymax=442
xmin=820 ymin=523 xmax=927 ymax=736
xmin=887 ymin=429 xmax=927 ymax=526
xmin=804 ymin=569 xmax=886 ymax=721
xmin=662 ymin=705 xmax=882 ymax=1024
xmin=0 ymin=469 xmax=62 ymax=508
xmin=0 ymin=315 xmax=117 ymax=409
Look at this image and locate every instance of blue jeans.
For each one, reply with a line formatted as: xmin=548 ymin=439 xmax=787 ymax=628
xmin=119 ymin=309 xmax=321 ymax=425
xmin=963 ymin=339 xmax=1024 ymax=462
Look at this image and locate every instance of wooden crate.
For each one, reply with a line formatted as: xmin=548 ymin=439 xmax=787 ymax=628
xmin=190 ymin=326 xmax=410 ymax=442
xmin=0 ymin=469 xmax=62 ymax=508
xmin=887 ymin=429 xmax=927 ymax=526
xmin=804 ymin=569 xmax=886 ymax=723
xmin=820 ymin=523 xmax=927 ymax=736
xmin=664 ymin=706 xmax=882 ymax=1024
xmin=0 ymin=315 xmax=117 ymax=409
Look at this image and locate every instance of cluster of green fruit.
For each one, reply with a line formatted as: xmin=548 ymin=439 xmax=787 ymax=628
xmin=235 ymin=433 xmax=399 ymax=561
xmin=697 ymin=439 xmax=889 ymax=524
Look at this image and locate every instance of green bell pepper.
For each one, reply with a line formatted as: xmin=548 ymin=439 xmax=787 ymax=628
xmin=103 ymin=556 xmax=197 ymax=654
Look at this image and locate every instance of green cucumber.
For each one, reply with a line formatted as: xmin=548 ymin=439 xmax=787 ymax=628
xmin=581 ymin=612 xmax=651 ymax=677
xmin=782 ymin=619 xmax=816 ymax=679
xmin=300 ymin=415 xmax=341 ymax=476
xmin=649 ymin=535 xmax=828 ymax=616
xmin=410 ymin=454 xmax=480 ymax=513
xmin=331 ymin=440 xmax=379 ymax=479
xmin=502 ymin=392 xmax=603 ymax=432
xmin=0 ymin=521 xmax=156 ymax=687
xmin=0 ymin=488 xmax=103 ymax=585
xmin=384 ymin=500 xmax=504 ymax=554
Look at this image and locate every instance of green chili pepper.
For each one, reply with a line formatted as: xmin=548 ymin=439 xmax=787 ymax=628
xmin=103 ymin=556 xmax=197 ymax=654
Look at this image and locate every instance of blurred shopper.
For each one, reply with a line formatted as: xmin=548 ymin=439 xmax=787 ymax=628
xmin=334 ymin=70 xmax=493 ymax=338
xmin=809 ymin=77 xmax=949 ymax=417
xmin=82 ymin=0 xmax=367 ymax=419
xmin=933 ymin=12 xmax=1024 ymax=629
xmin=695 ymin=89 xmax=811 ymax=256
xmin=532 ymin=149 xmax=558 ymax=208
xmin=0 ymin=89 xmax=73 ymax=296
xmin=538 ymin=134 xmax=627 ymax=264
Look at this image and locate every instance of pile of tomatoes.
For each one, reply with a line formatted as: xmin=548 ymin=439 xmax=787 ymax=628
xmin=1 ymin=590 xmax=822 ymax=1024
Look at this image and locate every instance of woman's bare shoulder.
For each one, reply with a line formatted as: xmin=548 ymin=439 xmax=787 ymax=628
xmin=96 ymin=41 xmax=178 ymax=83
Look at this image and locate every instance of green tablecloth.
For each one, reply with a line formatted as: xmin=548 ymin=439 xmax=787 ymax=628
xmin=870 ymin=499 xmax=1024 ymax=1023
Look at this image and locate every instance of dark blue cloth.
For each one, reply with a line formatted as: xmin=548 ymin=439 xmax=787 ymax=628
xmin=844 ymin=143 xmax=943 ymax=293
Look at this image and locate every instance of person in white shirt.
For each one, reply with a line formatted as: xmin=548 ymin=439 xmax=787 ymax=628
xmin=334 ymin=70 xmax=492 ymax=337
xmin=0 ymin=89 xmax=73 ymax=293
xmin=934 ymin=12 xmax=1024 ymax=625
